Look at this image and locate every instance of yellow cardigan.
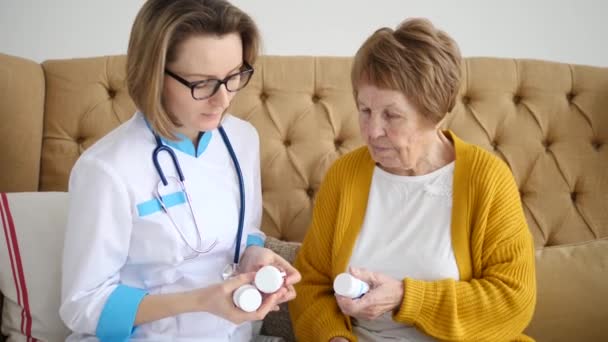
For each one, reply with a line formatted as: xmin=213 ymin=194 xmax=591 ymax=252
xmin=289 ymin=132 xmax=536 ymax=341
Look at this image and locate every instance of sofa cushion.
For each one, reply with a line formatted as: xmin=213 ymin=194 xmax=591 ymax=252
xmin=525 ymin=237 xmax=608 ymax=341
xmin=0 ymin=192 xmax=70 ymax=341
xmin=264 ymin=237 xmax=301 ymax=265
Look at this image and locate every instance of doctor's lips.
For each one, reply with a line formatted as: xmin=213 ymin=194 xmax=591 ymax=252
xmin=200 ymin=112 xmax=221 ymax=118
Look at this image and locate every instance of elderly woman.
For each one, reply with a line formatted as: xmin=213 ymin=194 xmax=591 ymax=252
xmin=289 ymin=18 xmax=536 ymax=342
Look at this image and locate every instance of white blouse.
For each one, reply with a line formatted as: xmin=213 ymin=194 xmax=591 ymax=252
xmin=348 ymin=162 xmax=459 ymax=341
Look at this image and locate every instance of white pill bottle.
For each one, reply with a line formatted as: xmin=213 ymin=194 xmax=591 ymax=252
xmin=232 ymin=284 xmax=263 ymax=312
xmin=333 ymin=273 xmax=369 ymax=298
xmin=255 ymin=265 xmax=286 ymax=294
xmin=233 ymin=265 xmax=287 ymax=312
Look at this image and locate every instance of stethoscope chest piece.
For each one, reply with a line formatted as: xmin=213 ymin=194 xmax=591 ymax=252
xmin=222 ymin=263 xmax=239 ymax=280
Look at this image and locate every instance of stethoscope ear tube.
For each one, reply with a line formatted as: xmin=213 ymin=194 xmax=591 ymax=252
xmin=218 ymin=126 xmax=246 ymax=265
xmin=153 ymin=135 xmax=185 ymax=186
xmin=151 ymin=126 xmax=246 ymax=264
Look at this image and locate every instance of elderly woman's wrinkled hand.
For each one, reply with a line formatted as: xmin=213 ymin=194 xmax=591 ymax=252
xmin=335 ymin=267 xmax=404 ymax=321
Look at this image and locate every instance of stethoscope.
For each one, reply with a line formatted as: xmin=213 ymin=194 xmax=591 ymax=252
xmin=151 ymin=126 xmax=245 ymax=272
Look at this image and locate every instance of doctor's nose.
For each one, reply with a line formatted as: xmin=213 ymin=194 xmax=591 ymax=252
xmin=208 ymin=84 xmax=231 ymax=108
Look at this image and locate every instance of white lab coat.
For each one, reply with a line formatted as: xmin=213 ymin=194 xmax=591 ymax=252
xmin=60 ymin=112 xmax=263 ymax=341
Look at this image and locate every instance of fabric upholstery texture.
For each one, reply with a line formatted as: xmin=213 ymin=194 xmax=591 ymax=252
xmin=0 ymin=54 xmax=44 ymax=192
xmin=526 ymin=238 xmax=608 ymax=341
xmin=0 ymin=53 xmax=606 ymax=341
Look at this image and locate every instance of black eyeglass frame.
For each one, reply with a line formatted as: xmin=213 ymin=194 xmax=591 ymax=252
xmin=165 ymin=62 xmax=254 ymax=100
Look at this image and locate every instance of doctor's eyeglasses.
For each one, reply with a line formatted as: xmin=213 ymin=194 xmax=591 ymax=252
xmin=165 ymin=63 xmax=254 ymax=100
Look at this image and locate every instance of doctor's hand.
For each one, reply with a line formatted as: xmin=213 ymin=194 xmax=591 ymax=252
xmin=193 ymin=272 xmax=286 ymax=325
xmin=335 ymin=267 xmax=404 ymax=321
xmin=239 ymin=245 xmax=301 ymax=305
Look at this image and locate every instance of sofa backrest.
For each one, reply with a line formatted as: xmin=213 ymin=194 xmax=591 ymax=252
xmin=1 ymin=53 xmax=606 ymax=247
xmin=1 ymin=53 xmax=608 ymax=341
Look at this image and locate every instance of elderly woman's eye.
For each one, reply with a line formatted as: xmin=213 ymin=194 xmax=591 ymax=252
xmin=359 ymin=108 xmax=371 ymax=116
xmin=384 ymin=112 xmax=400 ymax=119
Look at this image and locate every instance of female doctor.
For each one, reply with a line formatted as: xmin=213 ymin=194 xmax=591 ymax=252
xmin=59 ymin=0 xmax=300 ymax=341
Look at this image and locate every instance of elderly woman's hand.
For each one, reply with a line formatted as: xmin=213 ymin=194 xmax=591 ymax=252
xmin=335 ymin=267 xmax=404 ymax=321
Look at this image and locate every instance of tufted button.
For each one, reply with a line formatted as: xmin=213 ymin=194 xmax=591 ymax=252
xmin=76 ymin=136 xmax=85 ymax=145
xmin=570 ymin=191 xmax=578 ymax=202
xmin=312 ymin=94 xmax=321 ymax=103
xmin=462 ymin=96 xmax=471 ymax=105
xmin=566 ymin=92 xmax=575 ymax=102
xmin=491 ymin=140 xmax=499 ymax=150
xmin=306 ymin=188 xmax=315 ymax=197
xmin=108 ymin=89 xmax=116 ymax=99
xmin=283 ymin=139 xmax=291 ymax=147
xmin=591 ymin=139 xmax=602 ymax=151
xmin=334 ymin=138 xmax=343 ymax=149
xmin=260 ymin=92 xmax=268 ymax=101
xmin=513 ymin=95 xmax=522 ymax=104
xmin=542 ymin=139 xmax=552 ymax=151
xmin=519 ymin=190 xmax=525 ymax=198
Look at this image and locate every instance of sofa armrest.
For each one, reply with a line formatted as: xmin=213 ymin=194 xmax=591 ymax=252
xmin=0 ymin=53 xmax=45 ymax=192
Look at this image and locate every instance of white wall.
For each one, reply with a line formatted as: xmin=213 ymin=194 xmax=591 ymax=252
xmin=1 ymin=0 xmax=606 ymax=66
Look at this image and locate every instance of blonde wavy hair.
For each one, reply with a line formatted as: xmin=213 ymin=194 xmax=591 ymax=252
xmin=126 ymin=0 xmax=260 ymax=139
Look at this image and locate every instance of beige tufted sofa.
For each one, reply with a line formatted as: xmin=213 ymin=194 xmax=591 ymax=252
xmin=0 ymin=53 xmax=607 ymax=341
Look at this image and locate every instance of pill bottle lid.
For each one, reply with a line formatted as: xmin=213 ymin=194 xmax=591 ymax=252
xmin=233 ymin=284 xmax=262 ymax=312
xmin=334 ymin=273 xmax=361 ymax=297
xmin=255 ymin=265 xmax=286 ymax=294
